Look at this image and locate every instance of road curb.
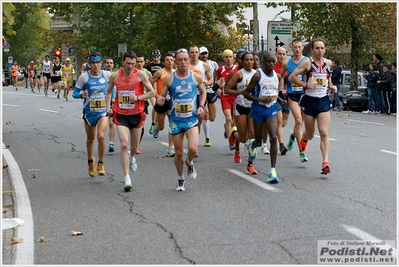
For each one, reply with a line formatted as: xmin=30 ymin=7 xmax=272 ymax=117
xmin=2 ymin=143 xmax=34 ymax=265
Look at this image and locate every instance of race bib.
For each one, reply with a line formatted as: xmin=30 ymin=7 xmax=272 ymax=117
xmin=311 ymin=73 xmax=328 ymax=90
xmin=292 ymin=74 xmax=304 ymax=91
xmin=118 ymin=90 xmax=135 ymax=109
xmin=65 ymin=72 xmax=71 ymax=78
xmin=260 ymin=85 xmax=278 ymax=107
xmin=174 ymin=98 xmax=193 ymax=118
xmin=89 ymin=93 xmax=106 ymax=112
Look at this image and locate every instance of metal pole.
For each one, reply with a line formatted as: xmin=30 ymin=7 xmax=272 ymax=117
xmin=261 ymin=34 xmax=264 ymax=61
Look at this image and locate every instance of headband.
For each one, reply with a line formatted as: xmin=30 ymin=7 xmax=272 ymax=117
xmin=89 ymin=55 xmax=102 ymax=62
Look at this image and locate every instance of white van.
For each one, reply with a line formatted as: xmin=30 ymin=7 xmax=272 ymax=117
xmin=338 ymin=70 xmax=368 ymax=98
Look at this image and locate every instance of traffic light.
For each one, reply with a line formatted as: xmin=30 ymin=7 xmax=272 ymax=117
xmin=54 ymin=48 xmax=62 ymax=59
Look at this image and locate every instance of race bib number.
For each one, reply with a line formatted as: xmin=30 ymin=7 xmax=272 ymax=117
xmin=311 ymin=73 xmax=328 ymax=90
xmin=55 ymin=70 xmax=60 ymax=76
xmin=174 ymin=98 xmax=193 ymax=118
xmin=36 ymin=71 xmax=42 ymax=76
xmin=260 ymin=85 xmax=278 ymax=107
xmin=118 ymin=90 xmax=135 ymax=109
xmin=65 ymin=72 xmax=71 ymax=78
xmin=89 ymin=93 xmax=106 ymax=112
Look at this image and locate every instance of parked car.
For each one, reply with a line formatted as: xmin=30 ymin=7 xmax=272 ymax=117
xmin=2 ymin=69 xmax=10 ymax=86
xmin=342 ymin=87 xmax=368 ymax=111
xmin=338 ymin=70 xmax=368 ymax=98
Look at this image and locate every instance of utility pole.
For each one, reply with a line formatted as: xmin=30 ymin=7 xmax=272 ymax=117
xmin=72 ymin=4 xmax=83 ymax=79
xmin=252 ymin=3 xmax=259 ymax=52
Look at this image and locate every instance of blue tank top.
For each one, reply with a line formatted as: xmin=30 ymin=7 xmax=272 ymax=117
xmin=286 ymin=56 xmax=308 ymax=94
xmin=82 ymin=70 xmax=108 ymax=116
xmin=169 ymin=71 xmax=198 ymax=121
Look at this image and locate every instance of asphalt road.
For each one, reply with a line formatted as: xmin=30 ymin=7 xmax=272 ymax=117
xmin=2 ymin=85 xmax=397 ymax=265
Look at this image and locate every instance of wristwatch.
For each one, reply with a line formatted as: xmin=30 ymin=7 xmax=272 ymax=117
xmin=137 ymin=96 xmax=141 ymax=101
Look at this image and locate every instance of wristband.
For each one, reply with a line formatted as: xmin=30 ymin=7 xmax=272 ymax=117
xmin=137 ymin=96 xmax=141 ymax=101
xmin=199 ymin=104 xmax=205 ymax=109
xmin=212 ymin=83 xmax=220 ymax=92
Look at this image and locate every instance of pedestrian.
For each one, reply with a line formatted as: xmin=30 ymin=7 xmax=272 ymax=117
xmin=279 ymin=38 xmax=309 ymax=163
xmin=23 ymin=66 xmax=28 ymax=89
xmin=363 ymin=63 xmax=380 ymax=114
xmin=289 ymin=38 xmax=338 ymax=175
xmin=156 ymin=48 xmax=206 ymax=191
xmin=331 ymin=59 xmax=342 ymax=111
xmin=72 ymin=52 xmax=112 ymax=178
xmin=390 ymin=62 xmax=396 ymax=116
xmin=244 ymin=52 xmax=284 ymax=183
xmin=373 ymin=54 xmax=385 ymax=113
xmin=105 ymin=51 xmax=155 ymax=192
xmin=61 ymin=58 xmax=75 ymax=101
xmin=42 ymin=55 xmax=52 ymax=97
xmin=199 ymin=46 xmax=219 ymax=147
xmin=377 ymin=64 xmax=393 ymax=115
xmin=10 ymin=60 xmax=19 ymax=91
xmin=103 ymin=57 xmax=116 ymax=154
xmin=224 ymin=52 xmax=257 ymax=174
xmin=147 ymin=49 xmax=165 ymax=135
xmin=149 ymin=53 xmax=176 ymax=157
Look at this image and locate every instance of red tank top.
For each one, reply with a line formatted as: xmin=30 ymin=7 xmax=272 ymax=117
xmin=113 ymin=68 xmax=144 ymax=115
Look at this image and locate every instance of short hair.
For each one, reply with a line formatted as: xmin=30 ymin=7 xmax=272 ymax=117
xmin=374 ymin=53 xmax=383 ymax=61
xmin=384 ymin=64 xmax=391 ymax=69
xmin=371 ymin=64 xmax=378 ymax=71
xmin=136 ymin=54 xmax=145 ymax=59
xmin=333 ymin=59 xmax=340 ymax=65
xmin=311 ymin=38 xmax=326 ymax=49
xmin=123 ymin=51 xmax=137 ymax=61
xmin=291 ymin=38 xmax=302 ymax=44
xmin=164 ymin=53 xmax=174 ymax=59
xmin=241 ymin=52 xmax=253 ymax=61
xmin=392 ymin=61 xmax=396 ymax=68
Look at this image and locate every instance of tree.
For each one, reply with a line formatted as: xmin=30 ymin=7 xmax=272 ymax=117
xmin=286 ymin=2 xmax=396 ymax=90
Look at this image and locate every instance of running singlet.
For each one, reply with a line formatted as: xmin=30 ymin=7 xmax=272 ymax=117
xmin=156 ymin=68 xmax=174 ymax=95
xmin=305 ymin=57 xmax=331 ymax=98
xmin=43 ymin=60 xmax=51 ymax=74
xmin=52 ymin=64 xmax=61 ymax=77
xmin=217 ymin=65 xmax=238 ymax=100
xmin=286 ymin=56 xmax=308 ymax=94
xmin=10 ymin=65 xmax=19 ymax=77
xmin=236 ymin=68 xmax=256 ymax=108
xmin=251 ymin=69 xmax=279 ymax=108
xmin=274 ymin=62 xmax=287 ymax=95
xmin=169 ymin=71 xmax=198 ymax=122
xmin=28 ymin=66 xmax=35 ymax=78
xmin=62 ymin=65 xmax=74 ymax=81
xmin=34 ymin=65 xmax=42 ymax=77
xmin=191 ymin=61 xmax=207 ymax=96
xmin=81 ymin=70 xmax=109 ymax=116
xmin=113 ymin=68 xmax=145 ymax=116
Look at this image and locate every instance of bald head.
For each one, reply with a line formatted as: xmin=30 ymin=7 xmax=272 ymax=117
xmin=275 ymin=47 xmax=287 ymax=65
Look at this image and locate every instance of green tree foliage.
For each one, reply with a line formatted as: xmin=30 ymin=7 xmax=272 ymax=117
xmin=287 ymin=2 xmax=397 ymax=90
xmin=2 ymin=2 xmax=16 ymax=36
xmin=2 ymin=3 xmax=52 ymax=67
xmin=43 ymin=2 xmax=252 ymax=62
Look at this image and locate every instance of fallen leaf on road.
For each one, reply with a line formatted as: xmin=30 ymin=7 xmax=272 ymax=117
xmin=3 ymin=164 xmax=8 ymax=169
xmin=4 ymin=145 xmax=10 ymax=149
xmin=3 ymin=190 xmax=12 ymax=194
xmin=9 ymin=131 xmax=12 ymax=133
xmin=71 ymin=231 xmax=84 ymax=236
xmin=26 ymin=169 xmax=39 ymax=172
xmin=154 ymin=155 xmax=166 ymax=158
xmin=5 ymin=121 xmax=14 ymax=125
xmin=350 ymin=139 xmax=356 ymax=141
xmin=340 ymin=122 xmax=347 ymax=124
xmin=28 ymin=124 xmax=34 ymax=126
xmin=11 ymin=237 xmax=23 ymax=244
xmin=37 ymin=237 xmax=51 ymax=242
xmin=3 ymin=209 xmax=8 ymax=213
xmin=32 ymin=174 xmax=36 ymax=179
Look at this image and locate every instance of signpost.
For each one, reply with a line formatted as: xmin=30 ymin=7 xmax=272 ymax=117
xmin=118 ymin=43 xmax=127 ymax=58
xmin=4 ymin=42 xmax=10 ymax=53
xmin=267 ymin=21 xmax=301 ymax=57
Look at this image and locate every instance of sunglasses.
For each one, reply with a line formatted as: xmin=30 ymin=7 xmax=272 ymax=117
xmin=176 ymin=48 xmax=188 ymax=54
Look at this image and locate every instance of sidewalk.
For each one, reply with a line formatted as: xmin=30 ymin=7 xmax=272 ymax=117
xmin=2 ymin=157 xmax=15 ymax=264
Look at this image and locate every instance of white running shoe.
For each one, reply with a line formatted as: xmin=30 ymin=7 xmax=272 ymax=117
xmin=124 ymin=177 xmax=132 ymax=192
xmin=262 ymin=145 xmax=270 ymax=154
xmin=129 ymin=156 xmax=137 ymax=172
xmin=362 ymin=110 xmax=372 ymax=114
xmin=167 ymin=147 xmax=175 ymax=157
xmin=185 ymin=158 xmax=197 ymax=179
xmin=175 ymin=179 xmax=185 ymax=191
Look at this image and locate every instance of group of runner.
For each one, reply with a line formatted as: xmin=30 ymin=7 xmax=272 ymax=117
xmin=19 ymin=55 xmax=75 ymax=100
xmin=72 ymin=38 xmax=337 ymax=192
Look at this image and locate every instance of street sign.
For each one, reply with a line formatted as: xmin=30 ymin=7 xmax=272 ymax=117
xmin=267 ymin=21 xmax=301 ymax=57
xmin=4 ymin=42 xmax=10 ymax=49
xmin=118 ymin=43 xmax=127 ymax=57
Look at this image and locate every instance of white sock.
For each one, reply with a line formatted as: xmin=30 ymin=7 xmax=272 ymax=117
xmin=270 ymin=167 xmax=276 ymax=173
xmin=203 ymin=120 xmax=210 ymax=139
xmin=124 ymin=175 xmax=130 ymax=182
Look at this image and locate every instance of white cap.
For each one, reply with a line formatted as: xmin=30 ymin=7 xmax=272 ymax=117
xmin=199 ymin=47 xmax=208 ymax=54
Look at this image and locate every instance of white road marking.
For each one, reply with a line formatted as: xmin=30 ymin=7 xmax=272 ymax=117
xmin=342 ymin=224 xmax=397 ymax=258
xmin=314 ymin=135 xmax=337 ymax=141
xmin=160 ymin=141 xmax=187 ymax=153
xmin=38 ymin=108 xmax=59 ymax=113
xmin=346 ymin=119 xmax=384 ymax=126
xmin=380 ymin=150 xmax=397 ymax=155
xmin=228 ymin=169 xmax=282 ymax=192
xmin=3 ymin=104 xmax=19 ymax=107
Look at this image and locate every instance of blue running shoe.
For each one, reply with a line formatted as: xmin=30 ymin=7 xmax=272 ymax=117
xmin=149 ymin=124 xmax=155 ymax=134
xmin=248 ymin=139 xmax=257 ymax=161
xmin=153 ymin=127 xmax=159 ymax=138
xmin=267 ymin=170 xmax=279 ymax=184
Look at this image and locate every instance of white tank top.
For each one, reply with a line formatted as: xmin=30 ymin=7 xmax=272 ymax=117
xmin=236 ymin=68 xmax=256 ymax=108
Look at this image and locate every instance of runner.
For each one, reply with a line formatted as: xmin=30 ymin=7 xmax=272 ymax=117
xmin=156 ymin=48 xmax=206 ymax=191
xmin=149 ymin=53 xmax=176 ymax=157
xmin=10 ymin=60 xmax=19 ymax=91
xmin=103 ymin=57 xmax=116 ymax=154
xmin=27 ymin=61 xmax=36 ymax=92
xmin=34 ymin=59 xmax=43 ymax=94
xmin=243 ymin=52 xmax=284 ymax=183
xmin=61 ymin=58 xmax=75 ymax=101
xmin=289 ymin=38 xmax=337 ymax=174
xmin=72 ymin=52 xmax=112 ymax=178
xmin=42 ymin=55 xmax=52 ymax=97
xmin=105 ymin=51 xmax=155 ymax=192
xmin=51 ymin=56 xmax=62 ymax=97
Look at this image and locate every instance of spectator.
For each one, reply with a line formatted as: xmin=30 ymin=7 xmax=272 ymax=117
xmin=373 ymin=54 xmax=385 ymax=113
xmin=363 ymin=64 xmax=380 ymax=114
xmin=331 ymin=59 xmax=342 ymax=111
xmin=23 ymin=66 xmax=28 ymax=88
xmin=390 ymin=62 xmax=397 ymax=116
xmin=377 ymin=64 xmax=393 ymax=115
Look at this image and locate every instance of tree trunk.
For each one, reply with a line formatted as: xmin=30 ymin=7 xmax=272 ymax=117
xmin=253 ymin=3 xmax=259 ymax=52
xmin=72 ymin=5 xmax=83 ymax=79
xmin=350 ymin=17 xmax=359 ymax=91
